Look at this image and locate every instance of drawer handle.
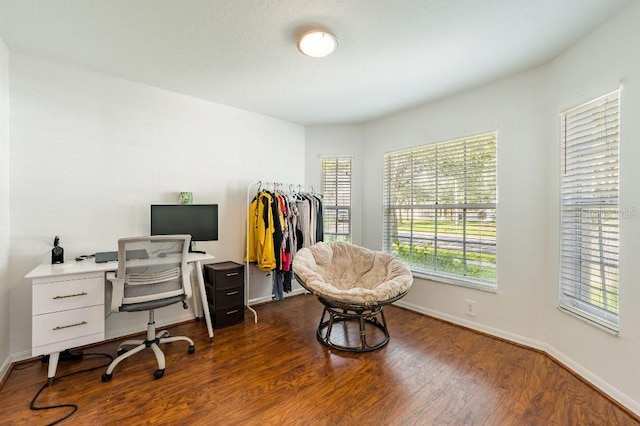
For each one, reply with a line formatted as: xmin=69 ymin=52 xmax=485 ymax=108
xmin=226 ymin=272 xmax=239 ymax=277
xmin=226 ymin=291 xmax=239 ymax=296
xmin=53 ymin=321 xmax=88 ymax=331
xmin=226 ymin=309 xmax=239 ymax=315
xmin=53 ymin=292 xmax=88 ymax=300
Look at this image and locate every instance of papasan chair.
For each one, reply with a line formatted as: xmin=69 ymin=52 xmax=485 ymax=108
xmin=292 ymin=241 xmax=413 ymax=352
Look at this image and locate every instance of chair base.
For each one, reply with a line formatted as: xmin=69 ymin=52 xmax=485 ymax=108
xmin=102 ymin=311 xmax=195 ymax=382
xmin=315 ymin=296 xmax=390 ymax=352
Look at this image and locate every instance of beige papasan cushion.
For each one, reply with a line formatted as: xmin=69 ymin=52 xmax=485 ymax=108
xmin=292 ymin=241 xmax=413 ymax=306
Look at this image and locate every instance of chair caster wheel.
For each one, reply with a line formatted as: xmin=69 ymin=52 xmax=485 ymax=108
xmin=153 ymin=369 xmax=165 ymax=379
xmin=209 ymin=337 xmax=213 ymax=343
xmin=102 ymin=373 xmax=112 ymax=382
xmin=188 ymin=345 xmax=195 ymax=354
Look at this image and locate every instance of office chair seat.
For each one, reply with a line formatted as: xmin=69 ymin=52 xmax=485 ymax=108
xmin=118 ymin=295 xmax=186 ymax=312
xmin=102 ymin=235 xmax=196 ymax=382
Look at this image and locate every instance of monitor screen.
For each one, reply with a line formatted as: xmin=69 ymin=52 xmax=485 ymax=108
xmin=150 ymin=204 xmax=219 ymax=242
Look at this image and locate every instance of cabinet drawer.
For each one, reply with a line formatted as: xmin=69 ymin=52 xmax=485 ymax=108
xmin=213 ymin=269 xmax=243 ymax=289
xmin=204 ymin=262 xmax=244 ymax=289
xmin=33 ymin=305 xmax=105 ymax=348
xmin=33 ymin=276 xmax=104 ymax=315
xmin=211 ymin=304 xmax=244 ymax=328
xmin=215 ymin=286 xmax=244 ymax=308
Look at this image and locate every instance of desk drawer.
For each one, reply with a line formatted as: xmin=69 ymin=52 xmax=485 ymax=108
xmin=33 ymin=305 xmax=105 ymax=347
xmin=33 ymin=276 xmax=104 ymax=315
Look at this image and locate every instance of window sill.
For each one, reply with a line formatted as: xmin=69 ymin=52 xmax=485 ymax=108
xmin=412 ymin=270 xmax=497 ymax=293
xmin=558 ymin=304 xmax=619 ymax=335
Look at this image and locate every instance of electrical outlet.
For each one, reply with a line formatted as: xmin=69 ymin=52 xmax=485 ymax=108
xmin=465 ymin=299 xmax=477 ymax=316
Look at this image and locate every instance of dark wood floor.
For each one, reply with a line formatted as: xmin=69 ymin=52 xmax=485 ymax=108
xmin=1 ymin=294 xmax=638 ymax=425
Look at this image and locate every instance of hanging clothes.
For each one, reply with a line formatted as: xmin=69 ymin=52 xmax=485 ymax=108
xmin=277 ymin=193 xmax=293 ymax=272
xmin=245 ymin=191 xmax=276 ymax=272
xmin=272 ymin=271 xmax=285 ymax=301
xmin=246 ymin=183 xmax=324 ymax=299
xmin=287 ymin=193 xmax=299 ymax=259
xmin=270 ymin=191 xmax=285 ymax=271
xmin=295 ymin=195 xmax=312 ymax=248
xmin=313 ymin=194 xmax=324 ymax=244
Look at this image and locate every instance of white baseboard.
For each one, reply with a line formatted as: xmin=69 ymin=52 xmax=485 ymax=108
xmin=2 ymin=348 xmax=32 ymax=385
xmin=7 ymin=348 xmax=33 ymax=364
xmin=0 ymin=354 xmax=11 ymax=384
xmin=394 ymin=300 xmax=546 ymax=350
xmin=543 ymin=343 xmax=640 ymax=417
xmin=393 ymin=300 xmax=640 ymax=418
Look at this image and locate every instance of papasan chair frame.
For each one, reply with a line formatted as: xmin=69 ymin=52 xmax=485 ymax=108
xmin=292 ymin=241 xmax=413 ymax=353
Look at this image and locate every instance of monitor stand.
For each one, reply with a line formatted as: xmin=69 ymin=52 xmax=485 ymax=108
xmin=189 ymin=242 xmax=206 ymax=254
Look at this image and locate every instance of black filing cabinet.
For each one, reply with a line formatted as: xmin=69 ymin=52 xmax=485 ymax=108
xmin=203 ymin=261 xmax=245 ymax=328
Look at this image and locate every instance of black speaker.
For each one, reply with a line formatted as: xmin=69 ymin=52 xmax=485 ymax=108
xmin=52 ymin=236 xmax=64 ymax=264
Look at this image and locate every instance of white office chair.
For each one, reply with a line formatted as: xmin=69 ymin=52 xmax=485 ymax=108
xmin=102 ymin=235 xmax=196 ymax=382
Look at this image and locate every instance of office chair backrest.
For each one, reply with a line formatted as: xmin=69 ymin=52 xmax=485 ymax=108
xmin=115 ymin=235 xmax=193 ymax=308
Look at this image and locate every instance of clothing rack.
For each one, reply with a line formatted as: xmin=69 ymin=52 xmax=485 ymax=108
xmin=245 ymin=180 xmax=319 ymax=323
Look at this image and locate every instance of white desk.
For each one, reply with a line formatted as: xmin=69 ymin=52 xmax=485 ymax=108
xmin=25 ymin=252 xmax=215 ymax=384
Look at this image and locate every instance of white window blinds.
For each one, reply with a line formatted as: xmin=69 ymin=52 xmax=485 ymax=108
xmin=560 ymin=90 xmax=620 ymax=332
xmin=321 ymin=157 xmax=352 ymax=242
xmin=383 ymin=133 xmax=497 ymax=289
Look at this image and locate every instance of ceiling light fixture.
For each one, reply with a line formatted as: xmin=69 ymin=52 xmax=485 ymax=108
xmin=297 ymin=30 xmax=338 ymax=58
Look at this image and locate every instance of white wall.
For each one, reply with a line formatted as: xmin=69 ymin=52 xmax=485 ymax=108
xmin=0 ymin=37 xmax=10 ymax=379
xmin=309 ymin=72 xmax=550 ymax=345
xmin=361 ymin=69 xmax=549 ymax=344
xmin=306 ymin=1 xmax=640 ymax=415
xmin=8 ymin=53 xmax=305 ymax=359
xmin=543 ymin=0 xmax=640 ymax=413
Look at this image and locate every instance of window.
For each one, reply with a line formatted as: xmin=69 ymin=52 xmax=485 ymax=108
xmin=383 ymin=133 xmax=497 ymax=289
xmin=560 ymin=90 xmax=620 ymax=332
xmin=322 ymin=157 xmax=352 ymax=242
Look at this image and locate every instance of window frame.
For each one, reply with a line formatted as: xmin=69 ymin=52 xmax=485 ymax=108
xmin=321 ymin=156 xmax=352 ymax=243
xmin=383 ymin=132 xmax=498 ymax=291
xmin=559 ymin=89 xmax=620 ymax=333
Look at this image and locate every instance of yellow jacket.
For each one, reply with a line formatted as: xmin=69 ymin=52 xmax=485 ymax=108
xmin=245 ymin=192 xmax=276 ymax=271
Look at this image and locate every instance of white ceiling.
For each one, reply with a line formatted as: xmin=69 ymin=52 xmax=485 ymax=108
xmin=0 ymin=0 xmax=631 ymax=125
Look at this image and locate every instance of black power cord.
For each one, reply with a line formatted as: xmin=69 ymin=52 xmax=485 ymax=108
xmin=29 ymin=352 xmax=113 ymax=425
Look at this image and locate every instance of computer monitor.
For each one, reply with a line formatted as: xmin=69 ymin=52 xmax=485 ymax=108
xmin=150 ymin=204 xmax=219 ymax=248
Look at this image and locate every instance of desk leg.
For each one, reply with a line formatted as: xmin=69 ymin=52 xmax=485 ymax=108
xmin=47 ymin=351 xmax=60 ymax=386
xmin=194 ymin=260 xmax=214 ymax=342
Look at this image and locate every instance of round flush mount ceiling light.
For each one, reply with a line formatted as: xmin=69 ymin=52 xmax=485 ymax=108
xmin=297 ymin=30 xmax=338 ymax=58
